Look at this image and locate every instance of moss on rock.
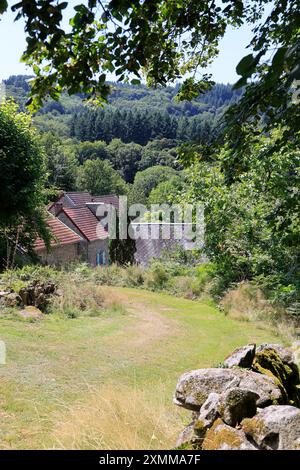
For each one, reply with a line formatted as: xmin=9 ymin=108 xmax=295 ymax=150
xmin=252 ymin=348 xmax=293 ymax=403
xmin=202 ymin=418 xmax=255 ymax=450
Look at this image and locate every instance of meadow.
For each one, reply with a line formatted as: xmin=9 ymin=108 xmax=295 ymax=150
xmin=0 ymin=283 xmax=282 ymax=449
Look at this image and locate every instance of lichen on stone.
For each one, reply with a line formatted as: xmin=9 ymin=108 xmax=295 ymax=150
xmin=242 ymin=415 xmax=266 ymax=438
xmin=193 ymin=418 xmax=208 ymax=437
xmin=252 ymin=348 xmax=294 ymax=403
xmin=202 ymin=419 xmax=244 ymax=450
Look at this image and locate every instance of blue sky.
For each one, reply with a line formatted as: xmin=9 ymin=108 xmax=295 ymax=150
xmin=0 ymin=7 xmax=254 ymax=84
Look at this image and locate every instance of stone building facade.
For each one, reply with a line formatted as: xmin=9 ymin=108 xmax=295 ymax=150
xmin=34 ymin=214 xmax=82 ymax=266
xmin=35 ymin=192 xmax=117 ymax=267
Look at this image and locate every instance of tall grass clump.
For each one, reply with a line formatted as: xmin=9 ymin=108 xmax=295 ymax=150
xmin=144 ymin=262 xmax=170 ymax=291
xmin=121 ymin=264 xmax=145 ymax=287
xmin=49 ymin=280 xmax=105 ymax=318
xmin=51 ymin=383 xmax=183 ymax=450
xmin=93 ymin=264 xmax=124 ymax=286
xmin=220 ymin=281 xmax=297 ymax=342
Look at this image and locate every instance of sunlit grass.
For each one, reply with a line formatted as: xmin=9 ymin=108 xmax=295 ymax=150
xmin=0 ymin=287 xmax=281 ymax=449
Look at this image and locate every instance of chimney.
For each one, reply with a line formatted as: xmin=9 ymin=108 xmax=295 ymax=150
xmin=52 ymin=202 xmax=63 ymax=216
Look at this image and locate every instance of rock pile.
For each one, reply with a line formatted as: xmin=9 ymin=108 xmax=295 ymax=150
xmin=19 ymin=280 xmax=56 ymax=310
xmin=174 ymin=343 xmax=300 ymax=450
xmin=0 ymin=280 xmax=56 ymax=312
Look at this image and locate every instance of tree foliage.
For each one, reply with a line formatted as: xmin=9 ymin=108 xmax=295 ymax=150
xmin=181 ymin=131 xmax=300 ymax=305
xmin=76 ymin=158 xmax=128 ymax=195
xmin=38 ymin=132 xmax=78 ymax=191
xmin=0 ymin=100 xmax=50 ymax=266
xmin=130 ymin=165 xmax=181 ymax=205
xmin=0 ymin=1 xmax=298 ymax=157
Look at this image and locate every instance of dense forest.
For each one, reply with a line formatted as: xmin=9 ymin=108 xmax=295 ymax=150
xmin=3 ymin=74 xmax=242 ymax=190
xmin=5 ymin=75 xmax=242 ymax=144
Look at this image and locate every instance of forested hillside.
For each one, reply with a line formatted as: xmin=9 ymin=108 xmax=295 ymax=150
xmin=3 ymin=75 xmax=242 ymax=200
xmin=5 ymin=75 xmax=242 ymax=144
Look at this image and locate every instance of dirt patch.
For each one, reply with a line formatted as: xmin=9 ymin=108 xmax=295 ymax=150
xmin=101 ymin=287 xmax=179 ymax=348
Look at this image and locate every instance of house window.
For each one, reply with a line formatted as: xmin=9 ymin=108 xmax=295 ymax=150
xmin=96 ymin=250 xmax=107 ymax=266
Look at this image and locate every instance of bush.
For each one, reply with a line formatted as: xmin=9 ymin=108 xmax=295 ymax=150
xmin=93 ymin=264 xmax=124 ymax=286
xmin=144 ymin=263 xmax=169 ymax=290
xmin=121 ymin=265 xmax=145 ymax=287
xmin=167 ymin=275 xmax=204 ymax=299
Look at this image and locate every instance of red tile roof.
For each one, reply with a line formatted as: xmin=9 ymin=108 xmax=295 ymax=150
xmin=91 ymin=194 xmax=119 ymax=213
xmin=63 ymin=207 xmax=108 ymax=242
xmin=66 ymin=191 xmax=92 ymax=207
xmin=35 ymin=215 xmax=82 ymax=251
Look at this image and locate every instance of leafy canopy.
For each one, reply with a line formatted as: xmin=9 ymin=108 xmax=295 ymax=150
xmin=0 ymin=100 xmax=50 ymax=264
xmin=1 ymin=1 xmax=299 ymax=156
xmin=1 ymin=3 xmax=297 ymax=197
xmin=76 ymin=158 xmax=128 ymax=195
xmin=181 ymin=131 xmax=300 ymax=304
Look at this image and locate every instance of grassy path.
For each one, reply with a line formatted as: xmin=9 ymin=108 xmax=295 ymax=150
xmin=0 ymin=287 xmax=281 ymax=449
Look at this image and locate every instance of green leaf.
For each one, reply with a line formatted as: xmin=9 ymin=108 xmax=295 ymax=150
xmin=272 ymin=47 xmax=287 ymax=70
xmin=0 ymin=0 xmax=7 ymax=14
xmin=290 ymin=64 xmax=300 ymax=80
xmin=232 ymin=76 xmax=247 ymax=89
xmin=236 ymin=54 xmax=255 ymax=77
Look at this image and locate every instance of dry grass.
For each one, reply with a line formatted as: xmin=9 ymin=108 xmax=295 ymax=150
xmin=220 ymin=282 xmax=296 ymax=342
xmin=51 ymin=383 xmax=183 ymax=450
xmin=0 ymin=285 xmax=285 ymax=449
xmin=221 ymin=282 xmax=274 ymax=322
xmin=50 ymin=278 xmax=126 ymax=318
xmin=50 ymin=280 xmax=104 ymax=317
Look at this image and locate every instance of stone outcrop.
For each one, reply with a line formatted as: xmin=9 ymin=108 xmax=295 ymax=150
xmin=0 ymin=280 xmax=56 ymax=313
xmin=242 ymin=405 xmax=300 ymax=450
xmin=224 ymin=344 xmax=256 ymax=368
xmin=0 ymin=290 xmax=21 ymax=307
xmin=202 ymin=418 xmax=257 ymax=450
xmin=196 ymin=392 xmax=220 ymax=430
xmin=174 ymin=367 xmax=282 ymax=411
xmin=19 ymin=306 xmax=43 ymax=320
xmin=219 ymin=388 xmax=258 ymax=427
xmin=174 ymin=343 xmax=300 ymax=450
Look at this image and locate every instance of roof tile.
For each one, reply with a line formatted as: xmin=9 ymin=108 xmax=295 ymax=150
xmin=35 ymin=215 xmax=82 ymax=250
xmin=91 ymin=194 xmax=119 ymax=213
xmin=63 ymin=206 xmax=108 ymax=241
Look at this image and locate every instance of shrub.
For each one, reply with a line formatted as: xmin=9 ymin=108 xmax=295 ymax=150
xmin=121 ymin=264 xmax=145 ymax=287
xmin=0 ymin=264 xmax=61 ymax=291
xmin=49 ymin=280 xmax=104 ymax=318
xmin=167 ymin=275 xmax=204 ymax=299
xmin=144 ymin=263 xmax=169 ymax=290
xmin=93 ymin=264 xmax=123 ymax=286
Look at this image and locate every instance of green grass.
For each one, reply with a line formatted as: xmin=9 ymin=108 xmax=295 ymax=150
xmin=0 ymin=287 xmax=282 ymax=449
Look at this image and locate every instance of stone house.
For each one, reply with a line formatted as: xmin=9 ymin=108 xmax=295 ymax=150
xmin=34 ymin=214 xmax=82 ymax=265
xmin=35 ymin=192 xmax=199 ymax=267
xmin=35 ymin=192 xmax=119 ymax=267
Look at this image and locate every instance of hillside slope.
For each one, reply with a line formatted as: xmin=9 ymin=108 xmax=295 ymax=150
xmin=0 ymin=287 xmax=280 ymax=449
